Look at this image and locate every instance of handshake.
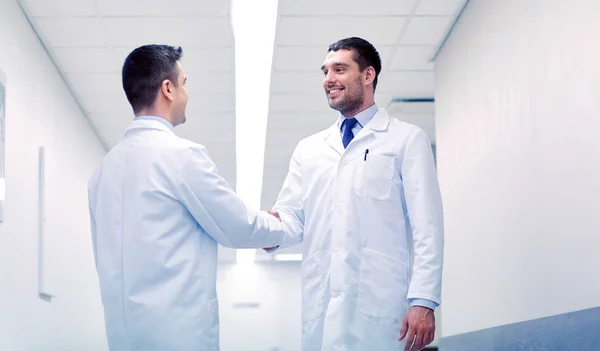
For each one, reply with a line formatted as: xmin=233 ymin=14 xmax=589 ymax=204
xmin=264 ymin=209 xmax=281 ymax=252
xmin=267 ymin=209 xmax=280 ymax=221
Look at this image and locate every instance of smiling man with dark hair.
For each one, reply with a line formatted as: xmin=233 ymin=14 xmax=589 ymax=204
xmin=267 ymin=37 xmax=444 ymax=351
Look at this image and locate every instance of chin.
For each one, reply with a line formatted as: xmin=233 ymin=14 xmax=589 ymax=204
xmin=328 ymin=100 xmax=344 ymax=111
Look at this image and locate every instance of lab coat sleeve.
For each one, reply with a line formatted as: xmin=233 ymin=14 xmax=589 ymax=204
xmin=270 ymin=143 xmax=305 ymax=251
xmin=87 ymin=178 xmax=99 ymax=268
xmin=88 ymin=199 xmax=99 ymax=268
xmin=176 ymin=145 xmax=286 ymax=249
xmin=402 ymin=129 xmax=444 ymax=306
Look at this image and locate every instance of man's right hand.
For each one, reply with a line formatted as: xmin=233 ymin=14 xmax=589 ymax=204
xmin=267 ymin=209 xmax=280 ymax=221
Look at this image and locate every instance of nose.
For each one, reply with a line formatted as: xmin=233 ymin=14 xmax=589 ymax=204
xmin=324 ymin=71 xmax=335 ymax=86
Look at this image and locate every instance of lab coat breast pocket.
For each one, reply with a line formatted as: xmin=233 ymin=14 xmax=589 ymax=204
xmin=355 ymin=154 xmax=395 ymax=201
xmin=357 ymin=247 xmax=409 ymax=321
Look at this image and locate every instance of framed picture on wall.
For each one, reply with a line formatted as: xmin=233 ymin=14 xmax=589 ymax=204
xmin=0 ymin=68 xmax=5 ymax=224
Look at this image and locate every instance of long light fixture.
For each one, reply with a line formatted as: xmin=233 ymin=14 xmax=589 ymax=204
xmin=273 ymin=253 xmax=303 ymax=261
xmin=231 ymin=0 xmax=279 ymax=264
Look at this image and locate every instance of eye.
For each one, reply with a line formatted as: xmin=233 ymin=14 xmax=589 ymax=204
xmin=336 ymin=68 xmax=344 ymax=73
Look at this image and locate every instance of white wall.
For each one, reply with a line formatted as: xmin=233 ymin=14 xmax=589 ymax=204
xmin=217 ymin=261 xmax=302 ymax=351
xmin=0 ymin=0 xmax=107 ymax=349
xmin=435 ymin=0 xmax=600 ymax=337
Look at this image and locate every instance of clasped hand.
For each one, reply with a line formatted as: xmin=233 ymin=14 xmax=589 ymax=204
xmin=263 ymin=209 xmax=281 ymax=252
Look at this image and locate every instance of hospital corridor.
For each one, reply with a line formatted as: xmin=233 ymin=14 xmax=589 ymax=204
xmin=0 ymin=0 xmax=599 ymax=350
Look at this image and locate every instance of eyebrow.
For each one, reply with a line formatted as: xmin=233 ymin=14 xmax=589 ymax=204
xmin=321 ymin=62 xmax=350 ymax=71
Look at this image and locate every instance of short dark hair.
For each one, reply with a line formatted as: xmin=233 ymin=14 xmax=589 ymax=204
xmin=122 ymin=45 xmax=183 ymax=113
xmin=328 ymin=37 xmax=382 ymax=91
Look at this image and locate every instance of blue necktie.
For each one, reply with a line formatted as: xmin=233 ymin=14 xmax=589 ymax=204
xmin=342 ymin=118 xmax=358 ymax=149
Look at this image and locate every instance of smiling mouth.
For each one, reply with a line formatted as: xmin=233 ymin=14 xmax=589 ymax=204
xmin=327 ymin=87 xmax=344 ymax=97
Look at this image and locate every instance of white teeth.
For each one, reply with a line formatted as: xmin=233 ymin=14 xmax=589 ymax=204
xmin=329 ymin=89 xmax=340 ymax=94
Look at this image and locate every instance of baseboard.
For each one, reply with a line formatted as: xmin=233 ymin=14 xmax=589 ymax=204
xmin=439 ymin=306 xmax=600 ymax=351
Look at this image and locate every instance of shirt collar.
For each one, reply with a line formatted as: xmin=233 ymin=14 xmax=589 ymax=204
xmin=133 ymin=116 xmax=173 ymax=129
xmin=337 ymin=103 xmax=379 ymax=130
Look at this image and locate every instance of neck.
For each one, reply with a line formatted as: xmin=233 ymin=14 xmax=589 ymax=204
xmin=343 ymin=97 xmax=375 ymax=118
xmin=135 ymin=108 xmax=174 ymax=125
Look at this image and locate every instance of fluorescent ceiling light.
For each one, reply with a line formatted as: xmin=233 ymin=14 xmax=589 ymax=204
xmin=231 ymin=0 xmax=279 ymax=264
xmin=273 ymin=253 xmax=303 ymax=261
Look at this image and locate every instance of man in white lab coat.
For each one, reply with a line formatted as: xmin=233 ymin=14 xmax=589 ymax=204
xmin=268 ymin=37 xmax=444 ymax=351
xmin=88 ymin=44 xmax=286 ymax=351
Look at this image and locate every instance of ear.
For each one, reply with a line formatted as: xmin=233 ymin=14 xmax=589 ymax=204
xmin=160 ymin=79 xmax=175 ymax=102
xmin=364 ymin=66 xmax=376 ymax=86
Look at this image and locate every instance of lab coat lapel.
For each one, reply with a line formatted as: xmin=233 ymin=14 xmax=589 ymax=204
xmin=324 ymin=123 xmax=344 ymax=156
xmin=323 ymin=109 xmax=390 ymax=155
xmin=349 ymin=108 xmax=391 ymax=146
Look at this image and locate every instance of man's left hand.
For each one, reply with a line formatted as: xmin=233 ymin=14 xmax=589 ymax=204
xmin=399 ymin=306 xmax=435 ymax=351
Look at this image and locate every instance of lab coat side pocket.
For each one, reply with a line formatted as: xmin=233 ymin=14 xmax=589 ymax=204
xmin=357 ymin=247 xmax=409 ymax=322
xmin=355 ymin=154 xmax=395 ymax=201
xmin=301 ymin=251 xmax=325 ymax=323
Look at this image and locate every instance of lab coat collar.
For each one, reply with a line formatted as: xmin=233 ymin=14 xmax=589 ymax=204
xmin=324 ymin=108 xmax=391 ymax=155
xmin=134 ymin=115 xmax=174 ymax=129
xmin=325 ymin=108 xmax=390 ymax=155
xmin=325 ymin=108 xmax=391 ymax=140
xmin=125 ymin=117 xmax=176 ymax=136
xmin=364 ymin=108 xmax=391 ymax=132
xmin=335 ymin=103 xmax=379 ymax=131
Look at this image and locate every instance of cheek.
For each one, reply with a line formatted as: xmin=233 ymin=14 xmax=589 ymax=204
xmin=339 ymin=77 xmax=351 ymax=88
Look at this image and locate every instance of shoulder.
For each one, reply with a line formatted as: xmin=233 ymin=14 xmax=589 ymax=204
xmin=294 ymin=125 xmax=333 ymax=153
xmin=171 ymin=135 xmax=207 ymax=153
xmin=164 ymin=136 xmax=213 ymax=168
xmin=131 ymin=131 xmax=213 ymax=172
xmin=387 ymin=116 xmax=432 ymax=146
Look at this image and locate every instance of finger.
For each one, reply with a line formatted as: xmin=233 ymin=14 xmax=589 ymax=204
xmin=403 ymin=329 xmax=416 ymax=351
xmin=427 ymin=329 xmax=435 ymax=346
xmin=399 ymin=318 xmax=409 ymax=340
xmin=412 ymin=331 xmax=425 ymax=351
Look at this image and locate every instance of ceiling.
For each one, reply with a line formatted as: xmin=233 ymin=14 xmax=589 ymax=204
xmin=18 ymin=0 xmax=466 ymax=261
xmin=18 ymin=0 xmax=237 ymax=187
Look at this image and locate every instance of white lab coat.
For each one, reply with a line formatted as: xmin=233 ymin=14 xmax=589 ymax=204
xmin=273 ymin=109 xmax=444 ymax=351
xmin=88 ymin=119 xmax=286 ymax=351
